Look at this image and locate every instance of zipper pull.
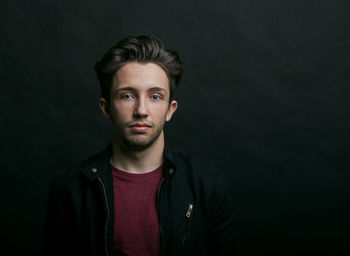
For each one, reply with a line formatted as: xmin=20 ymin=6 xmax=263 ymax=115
xmin=185 ymin=203 xmax=193 ymax=218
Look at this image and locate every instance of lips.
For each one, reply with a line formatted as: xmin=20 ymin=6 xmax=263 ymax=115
xmin=129 ymin=122 xmax=152 ymax=132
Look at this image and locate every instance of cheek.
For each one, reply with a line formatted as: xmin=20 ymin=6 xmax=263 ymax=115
xmin=111 ymin=102 xmax=134 ymax=119
xmin=151 ymin=105 xmax=171 ymax=121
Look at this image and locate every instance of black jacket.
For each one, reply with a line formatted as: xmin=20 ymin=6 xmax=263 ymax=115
xmin=45 ymin=144 xmax=234 ymax=256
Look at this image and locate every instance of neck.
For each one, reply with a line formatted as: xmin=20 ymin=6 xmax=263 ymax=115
xmin=110 ymin=132 xmax=165 ymax=174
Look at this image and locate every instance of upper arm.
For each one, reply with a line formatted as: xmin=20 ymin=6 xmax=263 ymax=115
xmin=206 ymin=170 xmax=235 ymax=255
xmin=44 ymin=174 xmax=76 ymax=256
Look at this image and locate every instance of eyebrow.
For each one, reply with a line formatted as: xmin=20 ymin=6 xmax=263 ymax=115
xmin=147 ymin=87 xmax=167 ymax=94
xmin=114 ymin=86 xmax=168 ymax=94
xmin=114 ymin=87 xmax=137 ymax=94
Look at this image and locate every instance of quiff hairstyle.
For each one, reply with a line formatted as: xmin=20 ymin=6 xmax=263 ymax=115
xmin=94 ymin=35 xmax=183 ymax=102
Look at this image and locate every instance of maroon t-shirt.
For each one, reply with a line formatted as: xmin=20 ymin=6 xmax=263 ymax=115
xmin=111 ymin=164 xmax=163 ymax=256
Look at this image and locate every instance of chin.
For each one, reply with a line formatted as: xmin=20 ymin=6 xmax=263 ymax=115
xmin=123 ymin=136 xmax=149 ymax=148
xmin=124 ymin=134 xmax=161 ymax=151
xmin=124 ymin=141 xmax=153 ymax=152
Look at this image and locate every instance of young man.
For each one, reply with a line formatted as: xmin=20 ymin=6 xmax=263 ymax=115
xmin=45 ymin=35 xmax=234 ymax=256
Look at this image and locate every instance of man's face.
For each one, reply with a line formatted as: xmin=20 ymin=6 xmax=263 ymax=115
xmin=99 ymin=62 xmax=177 ymax=151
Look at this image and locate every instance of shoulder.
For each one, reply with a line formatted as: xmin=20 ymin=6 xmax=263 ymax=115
xmin=51 ymin=145 xmax=112 ymax=188
xmin=165 ymin=148 xmax=229 ymax=192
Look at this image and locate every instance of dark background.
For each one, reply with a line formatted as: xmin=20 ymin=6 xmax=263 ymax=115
xmin=1 ymin=0 xmax=349 ymax=255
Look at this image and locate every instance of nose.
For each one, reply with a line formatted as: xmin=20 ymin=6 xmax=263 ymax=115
xmin=133 ymin=97 xmax=148 ymax=118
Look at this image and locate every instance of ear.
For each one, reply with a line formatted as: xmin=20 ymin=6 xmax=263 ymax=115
xmin=99 ymin=98 xmax=111 ymax=119
xmin=166 ymin=100 xmax=178 ymax=122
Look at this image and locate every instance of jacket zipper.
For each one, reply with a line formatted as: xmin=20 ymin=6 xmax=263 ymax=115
xmin=98 ymin=177 xmax=109 ymax=256
xmin=181 ymin=203 xmax=194 ymax=248
xmin=157 ymin=177 xmax=165 ymax=256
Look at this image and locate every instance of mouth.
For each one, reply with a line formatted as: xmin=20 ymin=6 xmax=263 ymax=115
xmin=129 ymin=122 xmax=152 ymax=132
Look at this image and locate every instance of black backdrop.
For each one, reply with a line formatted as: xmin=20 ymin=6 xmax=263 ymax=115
xmin=1 ymin=0 xmax=349 ymax=255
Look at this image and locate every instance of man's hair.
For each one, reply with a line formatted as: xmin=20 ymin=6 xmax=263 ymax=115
xmin=94 ymin=35 xmax=183 ymax=102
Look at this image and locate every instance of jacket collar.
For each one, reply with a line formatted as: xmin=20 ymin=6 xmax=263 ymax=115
xmin=80 ymin=144 xmax=177 ymax=180
xmin=163 ymin=146 xmax=177 ymax=177
xmin=80 ymin=144 xmax=113 ymax=181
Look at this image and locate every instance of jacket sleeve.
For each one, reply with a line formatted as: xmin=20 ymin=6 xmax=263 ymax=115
xmin=44 ymin=174 xmax=76 ymax=256
xmin=206 ymin=170 xmax=235 ymax=256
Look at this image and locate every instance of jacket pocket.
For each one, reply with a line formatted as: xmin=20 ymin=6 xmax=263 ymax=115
xmin=180 ymin=203 xmax=194 ymax=250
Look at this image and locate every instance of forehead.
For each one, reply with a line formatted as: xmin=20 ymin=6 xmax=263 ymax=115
xmin=112 ymin=62 xmax=169 ymax=92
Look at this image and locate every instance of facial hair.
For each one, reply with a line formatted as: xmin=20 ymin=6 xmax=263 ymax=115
xmin=112 ymin=116 xmax=166 ymax=153
xmin=121 ymin=122 xmax=164 ymax=152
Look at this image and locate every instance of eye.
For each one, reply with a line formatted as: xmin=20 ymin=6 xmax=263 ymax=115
xmin=150 ymin=94 xmax=161 ymax=100
xmin=121 ymin=94 xmax=134 ymax=99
